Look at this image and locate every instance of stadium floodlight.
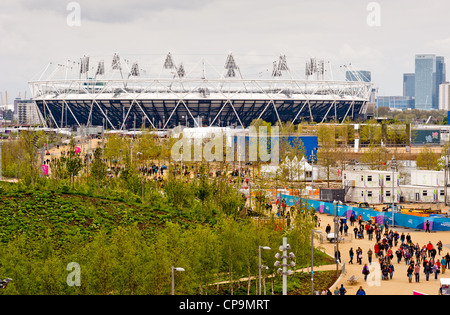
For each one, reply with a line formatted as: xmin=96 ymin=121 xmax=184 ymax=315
xmin=112 ymin=53 xmax=122 ymax=70
xmin=164 ymin=52 xmax=175 ymax=69
xmin=96 ymin=60 xmax=105 ymax=76
xmin=177 ymin=63 xmax=185 ymax=78
xmin=130 ymin=62 xmax=140 ymax=77
xmin=80 ymin=56 xmax=89 ymax=74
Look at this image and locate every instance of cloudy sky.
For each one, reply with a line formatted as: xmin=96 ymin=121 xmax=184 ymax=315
xmin=1 ymin=0 xmax=450 ymax=103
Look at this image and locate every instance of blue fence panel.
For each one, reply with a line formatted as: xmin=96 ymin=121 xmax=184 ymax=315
xmin=278 ymin=194 xmax=450 ymax=231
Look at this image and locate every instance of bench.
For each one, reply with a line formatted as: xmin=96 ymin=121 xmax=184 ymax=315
xmin=347 ymin=275 xmax=359 ymax=285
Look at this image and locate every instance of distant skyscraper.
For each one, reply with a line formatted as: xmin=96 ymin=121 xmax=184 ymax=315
xmin=415 ymin=54 xmax=446 ymax=110
xmin=403 ymin=73 xmax=415 ymax=97
xmin=440 ymin=83 xmax=450 ymax=111
xmin=345 ymin=70 xmax=371 ymax=82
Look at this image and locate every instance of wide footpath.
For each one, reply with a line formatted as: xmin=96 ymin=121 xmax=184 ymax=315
xmin=314 ymin=212 xmax=450 ymax=295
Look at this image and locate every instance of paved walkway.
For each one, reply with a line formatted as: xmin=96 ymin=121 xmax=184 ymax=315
xmin=314 ymin=212 xmax=450 ymax=295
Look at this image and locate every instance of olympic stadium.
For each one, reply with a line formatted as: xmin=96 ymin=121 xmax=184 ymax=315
xmin=28 ymin=53 xmax=373 ymax=130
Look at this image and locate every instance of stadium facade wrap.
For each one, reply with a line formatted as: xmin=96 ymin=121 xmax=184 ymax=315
xmin=28 ymin=53 xmax=373 ymax=130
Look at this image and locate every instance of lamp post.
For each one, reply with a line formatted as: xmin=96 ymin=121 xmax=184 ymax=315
xmin=311 ymin=229 xmax=322 ymax=295
xmin=258 ymin=245 xmax=271 ymax=295
xmin=333 ymin=200 xmax=342 ymax=277
xmin=274 ymin=237 xmax=295 ymax=295
xmin=171 ymin=267 xmax=185 ymax=295
xmin=391 ymin=156 xmax=397 ymax=227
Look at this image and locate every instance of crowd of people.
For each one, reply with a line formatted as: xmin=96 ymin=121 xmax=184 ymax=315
xmin=321 ymin=211 xmax=449 ymax=294
xmin=343 ymin=215 xmax=449 ymax=285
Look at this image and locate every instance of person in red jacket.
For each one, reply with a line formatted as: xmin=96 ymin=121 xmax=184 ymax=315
xmin=427 ymin=242 xmax=434 ymax=257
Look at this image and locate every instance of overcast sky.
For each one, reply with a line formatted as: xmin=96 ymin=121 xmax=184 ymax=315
xmin=1 ymin=0 xmax=450 ymax=103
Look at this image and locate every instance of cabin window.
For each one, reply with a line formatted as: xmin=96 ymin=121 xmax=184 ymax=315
xmin=386 ymin=190 xmax=391 ymax=197
xmin=422 ymin=190 xmax=427 ymax=197
xmin=367 ymin=191 xmax=373 ymax=197
xmin=386 ymin=175 xmax=391 ymax=182
xmin=367 ymin=176 xmax=372 ymax=182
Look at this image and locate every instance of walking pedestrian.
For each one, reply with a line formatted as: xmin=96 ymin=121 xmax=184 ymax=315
xmin=396 ymin=248 xmax=402 ymax=264
xmin=407 ymin=264 xmax=414 ymax=283
xmin=367 ymin=249 xmax=373 ymax=265
xmin=333 ymin=287 xmax=340 ymax=295
xmin=339 ymin=284 xmax=347 ymax=295
xmin=349 ymin=248 xmax=354 ymax=264
xmin=356 ymin=286 xmax=366 ymax=295
xmin=437 ymin=241 xmax=443 ymax=255
xmin=424 ymin=262 xmax=431 ymax=281
xmin=433 ymin=262 xmax=440 ymax=280
xmin=414 ymin=264 xmax=420 ymax=283
xmin=425 ymin=220 xmax=431 ymax=233
xmin=362 ymin=264 xmax=370 ymax=281
xmin=389 ymin=263 xmax=395 ymax=279
xmin=441 ymin=257 xmax=447 ymax=274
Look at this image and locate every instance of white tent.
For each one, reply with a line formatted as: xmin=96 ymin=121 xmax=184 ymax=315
xmin=260 ymin=156 xmax=317 ymax=181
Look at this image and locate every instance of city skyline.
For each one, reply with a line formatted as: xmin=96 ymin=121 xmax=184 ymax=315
xmin=1 ymin=0 xmax=450 ymax=105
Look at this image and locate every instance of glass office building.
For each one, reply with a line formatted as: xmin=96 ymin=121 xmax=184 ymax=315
xmin=376 ymin=96 xmax=415 ymax=110
xmin=403 ymin=73 xmax=415 ymax=97
xmin=415 ymin=54 xmax=446 ymax=110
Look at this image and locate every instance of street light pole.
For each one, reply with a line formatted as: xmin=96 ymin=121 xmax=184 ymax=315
xmin=311 ymin=229 xmax=321 ymax=295
xmin=258 ymin=245 xmax=271 ymax=295
xmin=274 ymin=237 xmax=295 ymax=296
xmin=391 ymin=156 xmax=397 ymax=227
xmin=171 ymin=266 xmax=185 ymax=295
xmin=333 ymin=200 xmax=342 ymax=277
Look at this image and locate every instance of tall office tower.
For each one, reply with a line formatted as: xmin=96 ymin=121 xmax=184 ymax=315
xmin=415 ymin=54 xmax=446 ymax=110
xmin=436 ymin=57 xmax=447 ymax=107
xmin=403 ymin=73 xmax=415 ymax=97
xmin=440 ymin=83 xmax=450 ymax=111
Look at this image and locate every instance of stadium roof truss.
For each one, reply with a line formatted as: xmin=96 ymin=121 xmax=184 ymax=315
xmin=29 ymin=53 xmax=372 ymax=130
xmin=30 ymin=78 xmax=371 ymax=130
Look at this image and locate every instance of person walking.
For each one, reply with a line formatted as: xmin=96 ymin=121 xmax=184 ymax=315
xmin=407 ymin=264 xmax=414 ymax=283
xmin=356 ymin=286 xmax=366 ymax=295
xmin=425 ymin=220 xmax=431 ymax=233
xmin=333 ymin=287 xmax=340 ymax=295
xmin=396 ymin=248 xmax=403 ymax=264
xmin=339 ymin=284 xmax=347 ymax=295
xmin=437 ymin=241 xmax=443 ymax=256
xmin=367 ymin=249 xmax=373 ymax=265
xmin=424 ymin=262 xmax=432 ymax=281
xmin=349 ymin=248 xmax=354 ymax=264
xmin=414 ymin=263 xmax=420 ymax=283
xmin=441 ymin=257 xmax=447 ymax=274
xmin=433 ymin=262 xmax=440 ymax=280
xmin=362 ymin=264 xmax=370 ymax=281
xmin=389 ymin=262 xmax=395 ymax=279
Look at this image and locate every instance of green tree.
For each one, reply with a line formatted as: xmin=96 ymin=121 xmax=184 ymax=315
xmin=66 ymin=138 xmax=83 ymax=189
xmin=416 ymin=145 xmax=440 ymax=170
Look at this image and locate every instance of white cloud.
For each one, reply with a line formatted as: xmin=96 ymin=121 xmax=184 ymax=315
xmin=0 ymin=0 xmax=449 ymax=99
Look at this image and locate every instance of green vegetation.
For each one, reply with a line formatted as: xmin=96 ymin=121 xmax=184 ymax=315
xmin=0 ymin=130 xmax=332 ymax=295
